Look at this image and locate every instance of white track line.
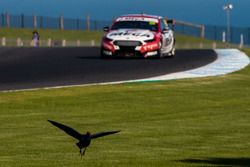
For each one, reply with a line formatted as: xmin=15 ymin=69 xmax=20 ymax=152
xmin=130 ymin=49 xmax=250 ymax=82
xmin=2 ymin=49 xmax=250 ymax=93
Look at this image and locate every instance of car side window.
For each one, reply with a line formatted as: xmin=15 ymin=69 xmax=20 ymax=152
xmin=160 ymin=19 xmax=170 ymax=32
xmin=160 ymin=19 xmax=166 ymax=31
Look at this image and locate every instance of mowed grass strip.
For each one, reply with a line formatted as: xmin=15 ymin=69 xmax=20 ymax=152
xmin=0 ymin=51 xmax=250 ymax=166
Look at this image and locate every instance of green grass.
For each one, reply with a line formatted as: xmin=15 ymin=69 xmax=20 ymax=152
xmin=0 ymin=27 xmax=231 ymax=48
xmin=0 ymin=51 xmax=249 ymax=166
xmin=0 ymin=28 xmax=104 ymax=41
xmin=0 ymin=27 xmax=220 ymax=46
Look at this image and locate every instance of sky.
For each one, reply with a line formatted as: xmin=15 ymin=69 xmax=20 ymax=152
xmin=0 ymin=0 xmax=250 ymax=27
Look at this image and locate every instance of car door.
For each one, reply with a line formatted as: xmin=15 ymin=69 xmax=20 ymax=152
xmin=160 ymin=19 xmax=173 ymax=49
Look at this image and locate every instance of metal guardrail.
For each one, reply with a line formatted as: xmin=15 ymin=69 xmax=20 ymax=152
xmin=0 ymin=13 xmax=112 ymax=31
xmin=1 ymin=13 xmax=250 ymax=45
xmin=174 ymin=20 xmax=205 ymax=38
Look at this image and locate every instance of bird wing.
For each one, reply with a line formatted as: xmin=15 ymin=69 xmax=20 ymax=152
xmin=48 ymin=120 xmax=82 ymax=140
xmin=91 ymin=130 xmax=120 ymax=139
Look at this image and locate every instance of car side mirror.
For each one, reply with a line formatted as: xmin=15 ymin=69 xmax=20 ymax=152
xmin=162 ymin=27 xmax=169 ymax=33
xmin=103 ymin=27 xmax=110 ymax=32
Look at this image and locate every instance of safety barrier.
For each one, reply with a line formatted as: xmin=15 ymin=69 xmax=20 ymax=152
xmin=1 ymin=13 xmax=250 ymax=45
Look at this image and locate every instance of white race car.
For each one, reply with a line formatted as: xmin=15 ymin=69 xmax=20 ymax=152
xmin=101 ymin=14 xmax=175 ymax=58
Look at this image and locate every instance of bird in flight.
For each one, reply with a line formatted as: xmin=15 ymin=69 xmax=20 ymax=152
xmin=48 ymin=120 xmax=120 ymax=156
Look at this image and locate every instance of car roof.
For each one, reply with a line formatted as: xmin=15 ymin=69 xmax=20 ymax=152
xmin=115 ymin=14 xmax=163 ymax=23
xmin=119 ymin=14 xmax=163 ymax=20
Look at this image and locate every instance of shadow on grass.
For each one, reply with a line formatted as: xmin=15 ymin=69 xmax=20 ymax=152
xmin=178 ymin=157 xmax=250 ymax=167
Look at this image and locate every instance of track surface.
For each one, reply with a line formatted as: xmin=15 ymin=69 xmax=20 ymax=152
xmin=0 ymin=47 xmax=217 ymax=91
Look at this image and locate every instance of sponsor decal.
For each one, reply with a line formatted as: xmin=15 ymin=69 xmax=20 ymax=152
xmin=146 ymin=51 xmax=158 ymax=56
xmin=116 ymin=17 xmax=158 ymax=23
xmin=108 ymin=31 xmax=151 ymax=38
xmin=103 ymin=50 xmax=112 ymax=55
xmin=141 ymin=43 xmax=159 ymax=52
xmin=149 ymin=22 xmax=156 ymax=25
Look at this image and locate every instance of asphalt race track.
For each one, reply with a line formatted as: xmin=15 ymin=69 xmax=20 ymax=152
xmin=0 ymin=47 xmax=217 ymax=91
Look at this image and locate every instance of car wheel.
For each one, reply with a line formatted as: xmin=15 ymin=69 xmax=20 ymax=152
xmin=168 ymin=47 xmax=175 ymax=57
xmin=156 ymin=42 xmax=165 ymax=58
xmin=100 ymin=48 xmax=108 ymax=59
xmin=167 ymin=39 xmax=176 ymax=58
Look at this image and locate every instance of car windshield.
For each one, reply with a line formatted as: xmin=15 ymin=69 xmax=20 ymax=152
xmin=111 ymin=21 xmax=158 ymax=32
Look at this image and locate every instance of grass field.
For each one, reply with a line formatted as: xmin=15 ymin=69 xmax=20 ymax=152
xmin=0 ymin=27 xmax=222 ymax=47
xmin=0 ymin=44 xmax=249 ymax=166
xmin=0 ymin=28 xmax=104 ymax=41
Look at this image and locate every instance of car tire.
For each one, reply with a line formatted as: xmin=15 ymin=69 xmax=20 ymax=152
xmin=100 ymin=48 xmax=108 ymax=59
xmin=156 ymin=49 xmax=163 ymax=58
xmin=167 ymin=39 xmax=176 ymax=58
xmin=156 ymin=42 xmax=165 ymax=59
xmin=168 ymin=47 xmax=175 ymax=57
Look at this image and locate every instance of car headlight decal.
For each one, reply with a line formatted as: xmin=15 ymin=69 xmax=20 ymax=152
xmin=104 ymin=37 xmax=113 ymax=42
xmin=165 ymin=37 xmax=172 ymax=45
xmin=144 ymin=37 xmax=156 ymax=43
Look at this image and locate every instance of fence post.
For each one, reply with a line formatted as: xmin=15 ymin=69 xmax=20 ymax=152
xmin=17 ymin=38 xmax=23 ymax=47
xmin=1 ymin=13 xmax=4 ymax=27
xmin=47 ymin=38 xmax=52 ymax=47
xmin=222 ymin=31 xmax=226 ymax=43
xmin=76 ymin=40 xmax=80 ymax=47
xmin=6 ymin=13 xmax=10 ymax=28
xmin=30 ymin=40 xmax=33 ymax=47
xmin=201 ymin=26 xmax=205 ymax=38
xmin=239 ymin=34 xmax=244 ymax=49
xmin=40 ymin=16 xmax=43 ymax=28
xmin=91 ymin=40 xmax=95 ymax=46
xmin=33 ymin=15 xmax=37 ymax=29
xmin=76 ymin=19 xmax=80 ymax=30
xmin=62 ymin=39 xmax=66 ymax=47
xmin=59 ymin=15 xmax=64 ymax=30
xmin=21 ymin=14 xmax=24 ymax=28
xmin=86 ymin=15 xmax=90 ymax=30
xmin=2 ymin=37 xmax=6 ymax=46
xmin=212 ymin=42 xmax=217 ymax=49
xmin=199 ymin=43 xmax=203 ymax=49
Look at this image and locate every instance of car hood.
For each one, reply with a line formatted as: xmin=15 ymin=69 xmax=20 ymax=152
xmin=106 ymin=29 xmax=155 ymax=41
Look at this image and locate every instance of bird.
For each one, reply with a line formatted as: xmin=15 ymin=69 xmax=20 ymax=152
xmin=48 ymin=120 xmax=120 ymax=156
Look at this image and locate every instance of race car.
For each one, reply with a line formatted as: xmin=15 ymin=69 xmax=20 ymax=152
xmin=101 ymin=14 xmax=175 ymax=58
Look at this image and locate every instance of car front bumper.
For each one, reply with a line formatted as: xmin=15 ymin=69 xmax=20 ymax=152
xmin=101 ymin=40 xmax=160 ymax=58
